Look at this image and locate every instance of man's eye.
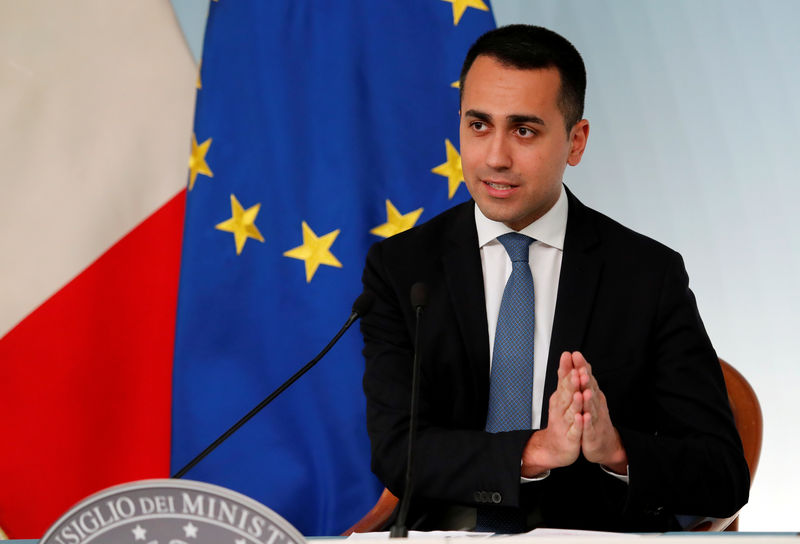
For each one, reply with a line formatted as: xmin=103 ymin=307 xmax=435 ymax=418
xmin=517 ymin=127 xmax=535 ymax=137
xmin=471 ymin=121 xmax=487 ymax=131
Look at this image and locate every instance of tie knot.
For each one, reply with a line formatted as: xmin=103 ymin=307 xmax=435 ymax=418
xmin=498 ymin=232 xmax=533 ymax=262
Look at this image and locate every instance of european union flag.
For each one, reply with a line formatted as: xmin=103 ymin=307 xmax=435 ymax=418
xmin=173 ymin=1 xmax=495 ymax=535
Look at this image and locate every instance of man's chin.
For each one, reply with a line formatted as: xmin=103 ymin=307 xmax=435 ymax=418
xmin=476 ymin=203 xmax=523 ymax=229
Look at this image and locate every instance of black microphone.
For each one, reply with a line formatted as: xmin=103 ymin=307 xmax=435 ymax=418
xmin=172 ymin=292 xmax=375 ymax=479
xmin=391 ymin=282 xmax=428 ymax=538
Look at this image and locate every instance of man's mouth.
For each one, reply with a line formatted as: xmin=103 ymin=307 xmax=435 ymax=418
xmin=484 ymin=180 xmax=515 ymax=191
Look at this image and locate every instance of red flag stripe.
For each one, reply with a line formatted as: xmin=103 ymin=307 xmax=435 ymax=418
xmin=0 ymin=189 xmax=185 ymax=538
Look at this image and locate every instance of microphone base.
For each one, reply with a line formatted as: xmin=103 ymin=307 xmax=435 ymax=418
xmin=389 ymin=525 xmax=408 ymax=538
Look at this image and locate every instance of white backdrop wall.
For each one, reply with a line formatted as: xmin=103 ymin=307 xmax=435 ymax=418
xmin=169 ymin=0 xmax=798 ymax=532
xmin=491 ymin=0 xmax=800 ymax=531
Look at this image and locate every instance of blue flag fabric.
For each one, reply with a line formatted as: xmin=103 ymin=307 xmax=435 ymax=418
xmin=173 ymin=1 xmax=495 ymax=535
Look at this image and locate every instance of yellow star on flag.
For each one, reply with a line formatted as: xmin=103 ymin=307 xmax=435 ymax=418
xmin=431 ymin=138 xmax=464 ymax=199
xmin=188 ymin=133 xmax=213 ymax=190
xmin=370 ymin=200 xmax=423 ymax=239
xmin=442 ymin=0 xmax=489 ymax=26
xmin=283 ymin=221 xmax=342 ymax=282
xmin=450 ymin=80 xmax=460 ymax=89
xmin=215 ymin=194 xmax=265 ymax=255
xmin=196 ymin=60 xmax=202 ymax=90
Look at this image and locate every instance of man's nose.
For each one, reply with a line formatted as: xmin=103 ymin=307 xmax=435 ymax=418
xmin=485 ymin=133 xmax=512 ymax=170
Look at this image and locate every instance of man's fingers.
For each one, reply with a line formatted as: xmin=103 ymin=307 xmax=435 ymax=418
xmin=579 ymin=367 xmax=590 ymax=389
xmin=571 ymin=368 xmax=581 ymax=389
xmin=583 ymin=384 xmax=607 ymax=428
xmin=556 ymin=363 xmax=580 ymax=404
xmin=537 ymin=355 xmax=589 ymax=470
xmin=569 ymin=390 xmax=583 ymax=417
xmin=572 ymin=352 xmax=595 ymax=392
xmin=572 ymin=351 xmax=590 ymax=371
xmin=557 ymin=351 xmax=573 ymax=380
xmin=551 ymin=355 xmax=575 ymax=412
xmin=567 ymin=411 xmax=583 ymax=441
xmin=582 ymin=387 xmax=594 ymax=410
xmin=582 ymin=411 xmax=594 ymax=437
xmin=549 ymin=376 xmax=576 ymax=419
xmin=552 ymin=385 xmax=581 ymax=420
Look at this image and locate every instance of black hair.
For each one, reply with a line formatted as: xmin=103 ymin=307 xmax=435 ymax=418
xmin=459 ymin=24 xmax=586 ymax=131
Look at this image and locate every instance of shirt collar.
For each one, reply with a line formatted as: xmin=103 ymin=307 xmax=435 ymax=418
xmin=474 ymin=184 xmax=568 ymax=250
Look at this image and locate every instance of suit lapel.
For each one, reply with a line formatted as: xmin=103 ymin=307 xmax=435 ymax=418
xmin=542 ymin=189 xmax=603 ymax=425
xmin=441 ymin=201 xmax=491 ymax=413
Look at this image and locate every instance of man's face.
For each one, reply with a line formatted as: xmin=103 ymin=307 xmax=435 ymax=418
xmin=459 ymin=55 xmax=589 ymax=231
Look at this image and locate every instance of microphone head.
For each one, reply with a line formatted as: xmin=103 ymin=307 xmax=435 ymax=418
xmin=352 ymin=291 xmax=375 ymax=317
xmin=410 ymin=282 xmax=429 ymax=309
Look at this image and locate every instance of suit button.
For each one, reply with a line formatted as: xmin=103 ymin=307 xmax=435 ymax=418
xmin=491 ymin=492 xmax=502 ymax=504
xmin=473 ymin=491 xmax=483 ymax=503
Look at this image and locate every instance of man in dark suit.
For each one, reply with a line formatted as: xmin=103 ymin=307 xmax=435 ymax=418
xmin=360 ymin=24 xmax=749 ymax=533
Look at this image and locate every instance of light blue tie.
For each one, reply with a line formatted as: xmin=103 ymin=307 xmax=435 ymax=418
xmin=476 ymin=232 xmax=534 ymax=534
xmin=486 ymin=232 xmax=535 ymax=434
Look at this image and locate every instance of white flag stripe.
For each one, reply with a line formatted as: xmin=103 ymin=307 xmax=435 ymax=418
xmin=0 ymin=0 xmax=197 ymax=337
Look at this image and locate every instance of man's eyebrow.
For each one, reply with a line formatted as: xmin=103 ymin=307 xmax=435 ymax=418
xmin=508 ymin=114 xmax=545 ymax=126
xmin=463 ymin=110 xmax=546 ymax=126
xmin=464 ymin=109 xmax=491 ymax=122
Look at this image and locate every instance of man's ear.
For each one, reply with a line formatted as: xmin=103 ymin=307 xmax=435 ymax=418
xmin=567 ymin=119 xmax=590 ymax=166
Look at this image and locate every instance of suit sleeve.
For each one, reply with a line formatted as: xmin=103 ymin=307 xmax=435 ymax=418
xmin=617 ymin=251 xmax=750 ymax=518
xmin=360 ymin=241 xmax=532 ymax=509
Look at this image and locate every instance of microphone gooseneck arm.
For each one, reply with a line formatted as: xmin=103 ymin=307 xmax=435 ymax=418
xmin=172 ymin=292 xmax=375 ymax=479
xmin=391 ymin=283 xmax=428 ymax=538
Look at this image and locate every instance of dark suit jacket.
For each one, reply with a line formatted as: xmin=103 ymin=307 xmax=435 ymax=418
xmin=360 ymin=189 xmax=749 ymax=532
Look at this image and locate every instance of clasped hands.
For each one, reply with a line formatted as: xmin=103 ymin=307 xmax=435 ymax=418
xmin=521 ymin=351 xmax=628 ymax=478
